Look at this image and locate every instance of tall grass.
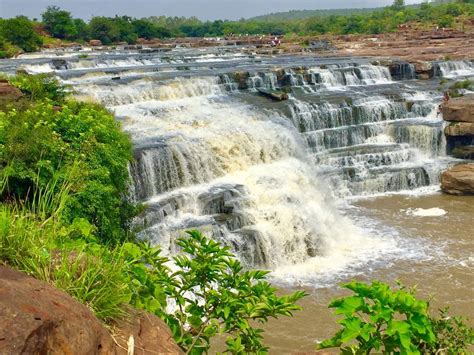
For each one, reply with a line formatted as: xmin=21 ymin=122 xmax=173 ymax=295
xmin=0 ymin=169 xmax=133 ymax=321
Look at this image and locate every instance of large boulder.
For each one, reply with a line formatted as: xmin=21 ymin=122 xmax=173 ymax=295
xmin=0 ymin=80 xmax=23 ymax=109
xmin=0 ymin=265 xmax=115 ymax=354
xmin=442 ymin=94 xmax=474 ymax=123
xmin=89 ymin=39 xmax=103 ymax=47
xmin=0 ymin=266 xmax=181 ymax=354
xmin=441 ymin=163 xmax=474 ymax=195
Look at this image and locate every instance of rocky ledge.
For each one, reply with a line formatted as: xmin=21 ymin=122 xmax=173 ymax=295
xmin=441 ymin=94 xmax=474 ymax=195
xmin=441 ymin=163 xmax=474 ymax=195
xmin=0 ymin=266 xmax=181 ymax=354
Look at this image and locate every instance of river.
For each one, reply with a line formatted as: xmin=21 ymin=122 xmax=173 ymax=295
xmin=2 ymin=46 xmax=472 ymax=353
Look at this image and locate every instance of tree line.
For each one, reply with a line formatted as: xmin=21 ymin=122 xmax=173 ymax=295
xmin=0 ymin=0 xmax=473 ymax=57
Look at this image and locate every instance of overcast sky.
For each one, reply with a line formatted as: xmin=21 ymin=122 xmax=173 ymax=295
xmin=1 ymin=0 xmax=423 ymax=21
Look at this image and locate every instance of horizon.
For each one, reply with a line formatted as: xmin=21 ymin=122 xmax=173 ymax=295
xmin=1 ymin=0 xmax=423 ymax=21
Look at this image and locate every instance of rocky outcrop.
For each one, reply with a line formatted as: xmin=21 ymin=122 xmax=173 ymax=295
xmin=444 ymin=121 xmax=474 ymax=136
xmin=0 ymin=80 xmax=23 ymax=109
xmin=0 ymin=266 xmax=181 ymax=354
xmin=442 ymin=95 xmax=474 ymax=156
xmin=442 ymin=94 xmax=474 ymax=123
xmin=441 ymin=163 xmax=474 ymax=195
xmin=441 ymin=95 xmax=474 ymax=195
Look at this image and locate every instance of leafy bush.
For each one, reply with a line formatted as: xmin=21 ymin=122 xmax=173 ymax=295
xmin=0 ymin=77 xmax=134 ymax=243
xmin=0 ymin=16 xmax=42 ymax=52
xmin=125 ymin=230 xmax=307 ymax=354
xmin=42 ymin=6 xmax=78 ymax=40
xmin=8 ymin=73 xmax=67 ymax=104
xmin=319 ymin=281 xmax=473 ymax=354
xmin=430 ymin=308 xmax=474 ymax=354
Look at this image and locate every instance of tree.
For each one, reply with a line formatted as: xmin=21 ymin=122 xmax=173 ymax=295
xmin=0 ymin=16 xmax=42 ymax=52
xmin=391 ymin=0 xmax=405 ymax=11
xmin=42 ymin=6 xmax=77 ymax=40
xmin=89 ymin=17 xmax=119 ymax=44
xmin=73 ymin=19 xmax=90 ymax=41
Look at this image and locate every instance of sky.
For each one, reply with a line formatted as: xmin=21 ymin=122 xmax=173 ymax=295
xmin=0 ymin=0 xmax=423 ymax=21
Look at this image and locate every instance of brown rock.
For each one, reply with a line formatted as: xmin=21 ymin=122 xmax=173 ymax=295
xmin=441 ymin=163 xmax=474 ymax=195
xmin=0 ymin=81 xmax=23 ymax=102
xmin=0 ymin=265 xmax=116 ymax=354
xmin=444 ymin=122 xmax=474 ymax=136
xmin=442 ymin=94 xmax=474 ymax=123
xmin=113 ymin=310 xmax=182 ymax=354
xmin=89 ymin=39 xmax=103 ymax=46
xmin=0 ymin=266 xmax=181 ymax=354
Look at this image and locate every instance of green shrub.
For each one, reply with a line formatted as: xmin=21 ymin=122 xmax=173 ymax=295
xmin=0 ymin=16 xmax=42 ymax=52
xmin=0 ymin=79 xmax=134 ymax=243
xmin=8 ymin=73 xmax=67 ymax=104
xmin=319 ymin=281 xmax=473 ymax=354
xmin=128 ymin=230 xmax=307 ymax=354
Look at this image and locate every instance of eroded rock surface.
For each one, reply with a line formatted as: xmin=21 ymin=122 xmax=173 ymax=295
xmin=442 ymin=94 xmax=474 ymax=123
xmin=441 ymin=163 xmax=474 ymax=195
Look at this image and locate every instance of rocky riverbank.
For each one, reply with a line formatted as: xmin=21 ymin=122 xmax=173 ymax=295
xmin=441 ymin=94 xmax=474 ymax=195
xmin=0 ymin=266 xmax=181 ymax=354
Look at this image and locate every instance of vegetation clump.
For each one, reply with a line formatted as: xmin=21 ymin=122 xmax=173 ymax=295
xmin=319 ymin=281 xmax=473 ymax=354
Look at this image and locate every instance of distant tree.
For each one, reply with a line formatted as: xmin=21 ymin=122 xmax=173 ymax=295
xmin=42 ymin=6 xmax=77 ymax=39
xmin=89 ymin=17 xmax=119 ymax=44
xmin=391 ymin=0 xmax=405 ymax=11
xmin=73 ymin=18 xmax=90 ymax=41
xmin=132 ymin=19 xmax=157 ymax=39
xmin=0 ymin=16 xmax=42 ymax=52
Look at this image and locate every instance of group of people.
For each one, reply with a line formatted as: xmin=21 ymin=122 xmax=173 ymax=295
xmin=271 ymin=36 xmax=281 ymax=47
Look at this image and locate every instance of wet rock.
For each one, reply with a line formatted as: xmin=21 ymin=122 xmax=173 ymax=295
xmin=442 ymin=94 xmax=474 ymax=123
xmin=52 ymin=59 xmax=68 ymax=70
xmin=441 ymin=163 xmax=474 ymax=195
xmin=231 ymin=71 xmax=250 ymax=90
xmin=413 ymin=61 xmax=434 ymax=78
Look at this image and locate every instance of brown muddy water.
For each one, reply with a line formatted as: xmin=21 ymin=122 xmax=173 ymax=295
xmin=260 ymin=193 xmax=473 ymax=354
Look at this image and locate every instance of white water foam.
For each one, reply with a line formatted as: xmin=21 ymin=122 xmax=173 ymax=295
xmin=405 ymin=207 xmax=447 ymax=217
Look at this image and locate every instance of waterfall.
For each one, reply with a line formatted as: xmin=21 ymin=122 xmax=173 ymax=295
xmin=434 ymin=60 xmax=474 ymax=78
xmin=19 ymin=51 xmax=453 ymax=284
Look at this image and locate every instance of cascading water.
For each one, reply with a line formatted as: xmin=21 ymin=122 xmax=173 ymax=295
xmin=434 ymin=60 xmax=474 ymax=78
xmin=10 ymin=50 xmax=470 ymax=286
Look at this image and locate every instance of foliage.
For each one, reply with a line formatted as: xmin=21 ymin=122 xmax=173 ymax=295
xmin=430 ymin=307 xmax=474 ymax=353
xmin=319 ymin=281 xmax=473 ymax=354
xmin=127 ymin=230 xmax=307 ymax=354
xmin=42 ymin=6 xmax=78 ymax=40
xmin=444 ymin=79 xmax=474 ymax=97
xmin=0 ymin=16 xmax=42 ymax=52
xmin=8 ymin=73 xmax=67 ymax=103
xmin=0 ymin=176 xmax=133 ymax=321
xmin=0 ymin=75 xmax=134 ymax=244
